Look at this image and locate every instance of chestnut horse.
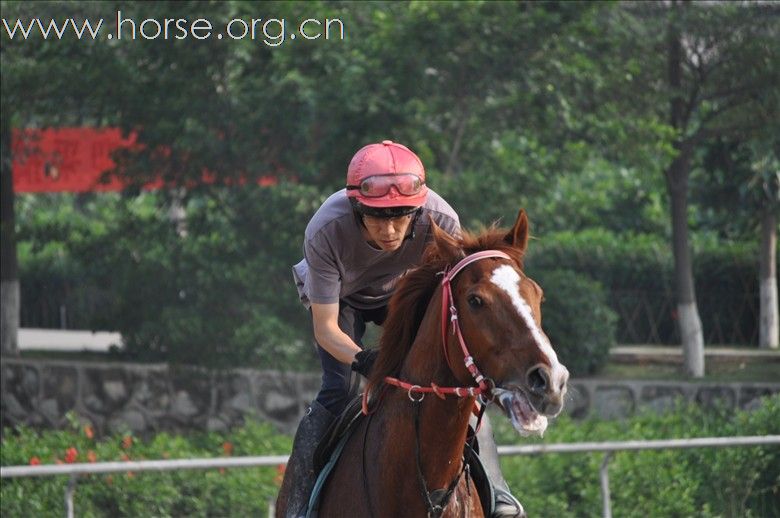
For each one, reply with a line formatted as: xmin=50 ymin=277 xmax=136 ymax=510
xmin=306 ymin=210 xmax=568 ymax=518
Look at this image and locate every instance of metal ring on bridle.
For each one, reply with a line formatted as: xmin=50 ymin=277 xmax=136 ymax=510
xmin=479 ymin=378 xmax=497 ymax=405
xmin=408 ymin=385 xmax=425 ymax=403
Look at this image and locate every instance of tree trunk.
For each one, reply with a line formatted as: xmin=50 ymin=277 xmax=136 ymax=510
xmin=759 ymin=210 xmax=779 ymax=349
xmin=666 ymin=150 xmax=705 ymax=377
xmin=667 ymin=4 xmax=704 ymax=377
xmin=1 ymin=118 xmax=20 ymax=357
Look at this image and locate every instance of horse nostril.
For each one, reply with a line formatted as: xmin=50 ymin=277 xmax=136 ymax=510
xmin=527 ymin=366 xmax=548 ymax=394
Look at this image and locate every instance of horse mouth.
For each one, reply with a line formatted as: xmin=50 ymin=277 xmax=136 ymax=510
xmin=495 ymin=388 xmax=548 ymax=437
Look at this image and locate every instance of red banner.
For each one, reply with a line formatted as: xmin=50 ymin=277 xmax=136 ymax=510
xmin=12 ymin=127 xmax=278 ymax=193
xmin=12 ymin=127 xmax=137 ymax=193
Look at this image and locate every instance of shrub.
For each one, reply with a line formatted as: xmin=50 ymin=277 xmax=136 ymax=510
xmin=527 ymin=229 xmax=760 ymax=345
xmin=1 ymin=416 xmax=291 ymax=518
xmin=3 ymin=397 xmax=778 ymax=517
xmin=83 ymin=184 xmax=325 ymax=370
xmin=16 ymin=187 xmax=326 ymax=370
xmin=534 ymin=269 xmax=617 ymax=376
xmin=494 ymin=394 xmax=780 ymax=518
xmin=16 ymin=195 xmax=115 ymax=330
xmin=16 ymin=191 xmax=762 ymax=373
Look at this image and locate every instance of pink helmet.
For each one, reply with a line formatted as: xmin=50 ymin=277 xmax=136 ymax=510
xmin=346 ymin=140 xmax=428 ymax=217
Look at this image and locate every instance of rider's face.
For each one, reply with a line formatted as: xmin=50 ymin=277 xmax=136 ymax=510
xmin=362 ymin=214 xmax=414 ymax=251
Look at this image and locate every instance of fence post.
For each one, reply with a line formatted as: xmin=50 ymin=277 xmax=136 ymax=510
xmin=600 ymin=452 xmax=613 ymax=518
xmin=59 ymin=305 xmax=67 ymax=329
xmin=65 ymin=474 xmax=77 ymax=518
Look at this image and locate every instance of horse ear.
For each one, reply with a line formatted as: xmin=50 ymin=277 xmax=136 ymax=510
xmin=505 ymin=209 xmax=530 ymax=252
xmin=429 ymin=216 xmax=463 ymax=262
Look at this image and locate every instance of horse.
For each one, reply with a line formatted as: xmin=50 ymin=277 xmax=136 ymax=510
xmin=298 ymin=209 xmax=569 ymax=518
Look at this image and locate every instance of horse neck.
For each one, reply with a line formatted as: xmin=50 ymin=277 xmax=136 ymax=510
xmin=388 ymin=286 xmax=475 ymax=485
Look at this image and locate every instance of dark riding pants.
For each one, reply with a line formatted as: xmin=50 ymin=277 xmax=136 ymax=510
xmin=313 ymin=302 xmax=387 ymax=415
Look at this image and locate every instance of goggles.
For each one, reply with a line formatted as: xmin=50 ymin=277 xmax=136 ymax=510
xmin=346 ymin=173 xmax=425 ymax=198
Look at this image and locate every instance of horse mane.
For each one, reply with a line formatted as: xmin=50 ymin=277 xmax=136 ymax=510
xmin=366 ymin=224 xmax=526 ymax=397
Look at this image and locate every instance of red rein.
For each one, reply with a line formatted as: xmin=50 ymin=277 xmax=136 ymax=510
xmin=363 ymin=250 xmax=513 ymax=415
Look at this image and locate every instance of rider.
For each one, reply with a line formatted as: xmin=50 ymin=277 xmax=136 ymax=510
xmin=281 ymin=140 xmax=525 ymax=518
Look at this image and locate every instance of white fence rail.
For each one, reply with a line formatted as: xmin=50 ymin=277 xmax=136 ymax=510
xmin=3 ymin=435 xmax=779 ymax=518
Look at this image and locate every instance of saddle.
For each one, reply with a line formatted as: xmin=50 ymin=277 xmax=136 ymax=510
xmin=306 ymin=395 xmax=494 ymax=517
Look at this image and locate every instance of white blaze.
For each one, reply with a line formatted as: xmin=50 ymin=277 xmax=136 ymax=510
xmin=490 ymin=264 xmax=566 ymax=383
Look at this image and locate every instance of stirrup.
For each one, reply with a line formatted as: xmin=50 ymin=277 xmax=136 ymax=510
xmin=492 ymin=487 xmax=526 ymax=518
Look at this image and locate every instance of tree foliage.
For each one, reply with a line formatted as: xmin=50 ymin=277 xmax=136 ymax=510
xmin=3 ymin=1 xmax=778 ymax=365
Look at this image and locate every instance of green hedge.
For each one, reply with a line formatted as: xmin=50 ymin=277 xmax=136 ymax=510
xmin=526 ymin=229 xmax=761 ymax=345
xmin=494 ymin=395 xmax=780 ymax=518
xmin=534 ymin=269 xmax=617 ymax=376
xmin=17 ymin=188 xmax=326 ymax=371
xmin=3 ymin=397 xmax=778 ymax=517
xmin=16 ymin=195 xmax=115 ymax=330
xmin=16 ymin=195 xmax=762 ymax=372
xmin=0 ymin=416 xmax=291 ymax=518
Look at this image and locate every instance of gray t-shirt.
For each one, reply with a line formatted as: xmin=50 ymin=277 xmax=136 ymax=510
xmin=292 ymin=188 xmax=460 ymax=310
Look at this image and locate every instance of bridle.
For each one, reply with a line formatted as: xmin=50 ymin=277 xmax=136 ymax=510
xmin=439 ymin=250 xmax=512 ymax=393
xmin=382 ymin=249 xmax=513 ymax=403
xmin=373 ymin=249 xmax=514 ymax=517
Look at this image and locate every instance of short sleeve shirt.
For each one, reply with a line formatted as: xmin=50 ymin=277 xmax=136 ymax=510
xmin=292 ymin=188 xmax=460 ymax=310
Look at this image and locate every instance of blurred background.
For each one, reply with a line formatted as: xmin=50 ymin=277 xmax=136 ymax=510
xmin=1 ymin=1 xmax=778 ymax=517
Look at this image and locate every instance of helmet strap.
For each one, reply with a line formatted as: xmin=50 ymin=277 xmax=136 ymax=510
xmin=403 ymin=208 xmax=422 ymax=242
xmin=354 ymin=208 xmax=367 ymax=230
xmin=352 ymin=206 xmax=421 ymax=242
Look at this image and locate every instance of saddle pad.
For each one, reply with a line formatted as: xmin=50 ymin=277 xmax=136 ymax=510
xmin=307 ymin=397 xmax=366 ymax=518
xmin=313 ymin=395 xmax=365 ymax=473
xmin=306 ymin=427 xmax=353 ymax=518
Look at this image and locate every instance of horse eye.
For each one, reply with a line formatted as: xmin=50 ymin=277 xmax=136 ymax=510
xmin=467 ymin=295 xmax=483 ymax=308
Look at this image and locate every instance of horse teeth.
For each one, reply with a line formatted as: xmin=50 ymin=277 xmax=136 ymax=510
xmin=498 ymin=390 xmax=548 ymax=437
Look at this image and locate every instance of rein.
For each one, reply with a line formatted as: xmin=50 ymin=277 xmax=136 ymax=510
xmin=384 ymin=377 xmax=490 ymax=399
xmin=412 ymin=403 xmax=469 ymax=518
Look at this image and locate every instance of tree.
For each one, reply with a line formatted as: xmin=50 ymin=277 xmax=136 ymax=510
xmin=1 ymin=0 xmax=129 ymax=355
xmin=3 ymin=0 xmax=776 ymax=366
xmin=664 ymin=1 xmax=706 ymax=376
xmin=606 ymin=1 xmax=780 ymax=376
xmin=693 ymin=135 xmax=779 ymax=349
xmin=0 ymin=0 xmax=352 ymax=356
xmin=1 ymin=114 xmax=17 ymax=355
xmin=749 ymin=139 xmax=780 ymax=349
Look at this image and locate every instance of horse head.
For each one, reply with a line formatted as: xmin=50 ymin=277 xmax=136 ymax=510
xmin=427 ymin=209 xmax=569 ymax=436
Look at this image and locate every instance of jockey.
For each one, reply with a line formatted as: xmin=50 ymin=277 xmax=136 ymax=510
xmin=281 ymin=140 xmax=525 ymax=518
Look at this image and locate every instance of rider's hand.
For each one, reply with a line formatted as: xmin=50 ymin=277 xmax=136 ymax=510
xmin=351 ymin=349 xmax=379 ymax=377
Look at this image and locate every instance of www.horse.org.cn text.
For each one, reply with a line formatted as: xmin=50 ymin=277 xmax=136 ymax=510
xmin=1 ymin=11 xmax=347 ymax=47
